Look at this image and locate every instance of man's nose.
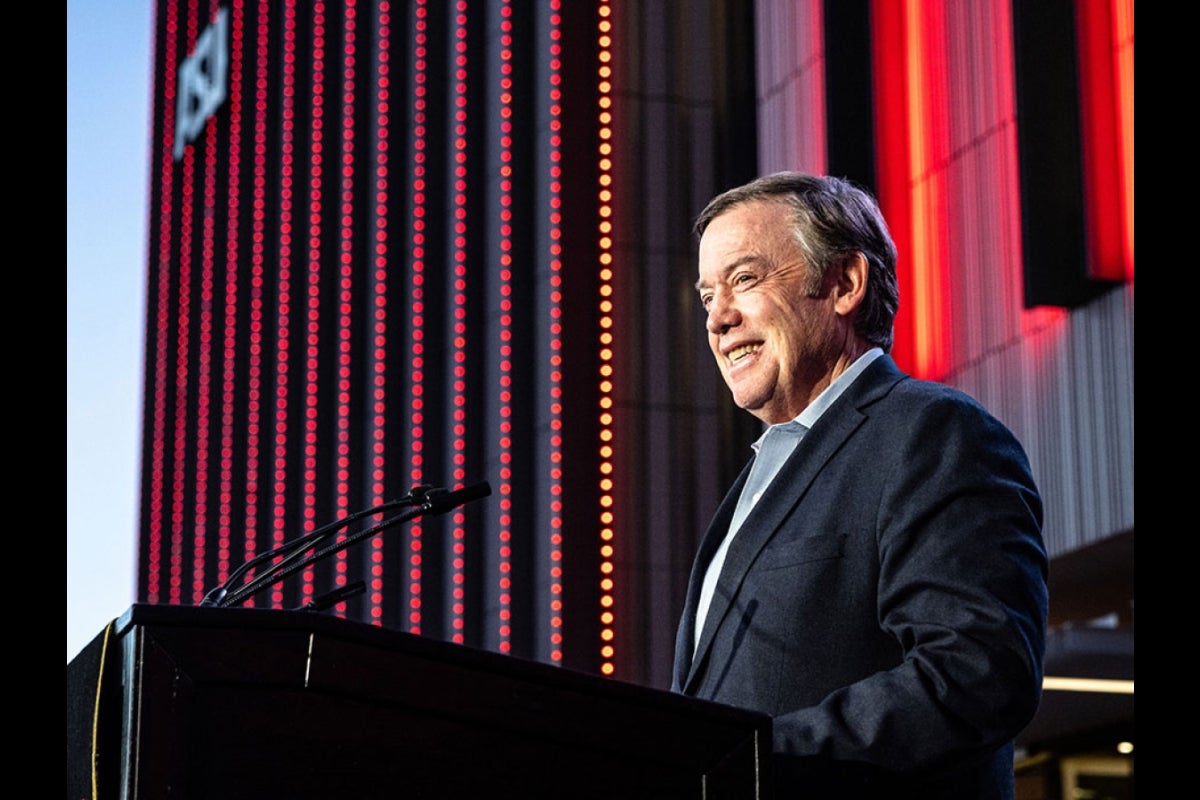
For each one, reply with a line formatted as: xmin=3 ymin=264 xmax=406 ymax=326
xmin=705 ymin=291 xmax=739 ymax=335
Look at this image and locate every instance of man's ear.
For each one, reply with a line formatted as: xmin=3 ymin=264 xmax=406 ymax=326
xmin=833 ymin=252 xmax=868 ymax=317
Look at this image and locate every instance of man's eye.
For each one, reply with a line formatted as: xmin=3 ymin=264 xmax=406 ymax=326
xmin=733 ymin=272 xmax=755 ymax=285
xmin=700 ymin=294 xmax=712 ymax=309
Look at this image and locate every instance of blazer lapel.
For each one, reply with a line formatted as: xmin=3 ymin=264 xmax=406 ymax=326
xmin=683 ymin=434 xmax=829 ymax=693
xmin=672 ymin=464 xmax=750 ymax=691
xmin=681 ymin=355 xmax=906 ymax=695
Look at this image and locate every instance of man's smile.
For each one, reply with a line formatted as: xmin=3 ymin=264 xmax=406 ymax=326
xmin=724 ymin=342 xmax=763 ymax=365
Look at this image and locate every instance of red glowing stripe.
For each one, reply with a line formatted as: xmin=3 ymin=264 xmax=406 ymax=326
xmin=407 ymin=0 xmax=429 ymax=634
xmin=1075 ymin=0 xmax=1132 ymax=282
xmin=869 ymin=0 xmax=954 ymax=380
xmin=908 ymin=1 xmax=953 ymax=379
xmin=497 ymin=0 xmax=515 ymax=654
xmin=546 ymin=0 xmax=564 ymax=665
xmin=268 ymin=0 xmax=300 ymax=608
xmin=192 ymin=59 xmax=222 ymax=605
xmin=366 ymin=1 xmax=394 ymax=624
xmin=169 ymin=0 xmax=202 ymax=607
xmin=217 ymin=0 xmax=246 ymax=591
xmin=146 ymin=0 xmax=185 ymax=603
xmin=242 ymin=0 xmax=274 ymax=574
xmin=299 ymin=0 xmax=330 ymax=607
xmin=1113 ymin=0 xmax=1133 ymax=277
xmin=449 ymin=0 xmax=469 ymax=645
xmin=869 ymin=0 xmax=914 ymax=375
xmin=330 ymin=0 xmax=360 ymax=610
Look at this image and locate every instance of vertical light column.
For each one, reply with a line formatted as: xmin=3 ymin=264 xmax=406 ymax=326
xmin=869 ymin=0 xmax=952 ymax=379
xmin=330 ymin=0 xmax=360 ymax=607
xmin=242 ymin=0 xmax=273 ymax=581
xmin=595 ymin=0 xmax=616 ymax=677
xmin=217 ymin=0 xmax=246 ymax=591
xmin=145 ymin=0 xmax=185 ymax=604
xmin=269 ymin=0 xmax=300 ymax=608
xmin=762 ymin=0 xmax=820 ymax=175
xmin=299 ymin=1 xmax=329 ymax=606
xmin=170 ymin=0 xmax=201 ymax=607
xmin=192 ymin=1 xmax=223 ymax=604
xmin=869 ymin=0 xmax=912 ymax=372
xmin=545 ymin=0 xmax=565 ymax=665
xmin=1113 ymin=0 xmax=1133 ymax=277
xmin=1076 ymin=0 xmax=1134 ymax=282
xmin=495 ymin=0 xmax=516 ymax=655
xmin=904 ymin=0 xmax=951 ymax=380
xmin=448 ymin=0 xmax=471 ymax=644
xmin=406 ymin=0 xmax=430 ymax=634
xmin=366 ymin=2 xmax=395 ymax=624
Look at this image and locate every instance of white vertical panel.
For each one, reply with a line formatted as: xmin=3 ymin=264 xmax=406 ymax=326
xmin=755 ymin=0 xmax=825 ymax=174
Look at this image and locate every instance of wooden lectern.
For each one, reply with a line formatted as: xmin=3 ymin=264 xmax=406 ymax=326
xmin=67 ymin=604 xmax=772 ymax=799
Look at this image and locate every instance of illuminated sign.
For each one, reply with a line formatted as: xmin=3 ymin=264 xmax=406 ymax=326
xmin=174 ymin=9 xmax=228 ymax=161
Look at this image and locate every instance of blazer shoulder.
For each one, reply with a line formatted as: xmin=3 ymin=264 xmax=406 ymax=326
xmin=859 ymin=355 xmax=990 ymax=414
xmin=854 ymin=357 xmax=1022 ymax=446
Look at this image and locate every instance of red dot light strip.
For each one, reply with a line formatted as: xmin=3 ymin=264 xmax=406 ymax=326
xmin=268 ymin=0 xmax=299 ymax=608
xmin=329 ymin=0 xmax=360 ymax=609
xmin=299 ymin=0 xmax=329 ymax=607
xmin=146 ymin=0 xmax=185 ymax=604
xmin=217 ymin=0 xmax=246 ymax=593
xmin=170 ymin=0 xmax=202 ymax=608
xmin=241 ymin=0 xmax=273 ymax=581
xmin=449 ymin=0 xmax=470 ymax=645
xmin=192 ymin=10 xmax=222 ymax=604
xmin=407 ymin=0 xmax=429 ymax=634
xmin=496 ymin=0 xmax=515 ymax=654
xmin=366 ymin=1 xmax=394 ymax=624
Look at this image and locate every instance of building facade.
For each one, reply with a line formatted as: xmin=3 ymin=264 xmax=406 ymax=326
xmin=136 ymin=1 xmax=1133 ymax=792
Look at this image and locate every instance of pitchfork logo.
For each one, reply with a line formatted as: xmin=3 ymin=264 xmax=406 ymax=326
xmin=174 ymin=9 xmax=229 ymax=161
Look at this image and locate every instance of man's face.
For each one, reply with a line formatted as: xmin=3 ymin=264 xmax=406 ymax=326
xmin=696 ymin=199 xmax=841 ymax=425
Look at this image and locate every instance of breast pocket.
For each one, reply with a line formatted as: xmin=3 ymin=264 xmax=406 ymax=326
xmin=755 ymin=533 xmax=846 ymax=571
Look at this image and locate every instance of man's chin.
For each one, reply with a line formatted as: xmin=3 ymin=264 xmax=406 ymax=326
xmin=731 ymin=392 xmax=766 ymax=416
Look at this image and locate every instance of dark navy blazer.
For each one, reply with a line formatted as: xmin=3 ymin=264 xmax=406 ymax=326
xmin=672 ymin=355 xmax=1049 ymax=799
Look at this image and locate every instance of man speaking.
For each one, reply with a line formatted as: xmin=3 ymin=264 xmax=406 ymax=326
xmin=675 ymin=173 xmax=1048 ymax=799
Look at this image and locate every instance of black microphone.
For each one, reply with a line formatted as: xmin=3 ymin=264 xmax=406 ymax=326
xmin=299 ymin=580 xmax=367 ymax=612
xmin=421 ymin=481 xmax=492 ymax=515
xmin=214 ymin=480 xmax=493 ymax=609
xmin=199 ymin=485 xmax=443 ymax=608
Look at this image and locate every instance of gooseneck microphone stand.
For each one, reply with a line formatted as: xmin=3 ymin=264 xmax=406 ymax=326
xmin=198 ymin=481 xmax=492 ymax=610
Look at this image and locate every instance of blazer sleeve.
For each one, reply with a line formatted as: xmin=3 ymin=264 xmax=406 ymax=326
xmin=769 ymin=388 xmax=1049 ymax=779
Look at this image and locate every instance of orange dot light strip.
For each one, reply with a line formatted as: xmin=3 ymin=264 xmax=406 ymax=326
xmin=546 ymin=0 xmax=565 ymax=664
xmin=596 ymin=0 xmax=616 ymax=677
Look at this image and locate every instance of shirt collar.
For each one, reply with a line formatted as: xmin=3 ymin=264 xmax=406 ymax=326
xmin=752 ymin=348 xmax=884 ymax=451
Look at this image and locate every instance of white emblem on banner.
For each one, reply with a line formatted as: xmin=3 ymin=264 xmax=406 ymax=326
xmin=174 ymin=9 xmax=229 ymax=161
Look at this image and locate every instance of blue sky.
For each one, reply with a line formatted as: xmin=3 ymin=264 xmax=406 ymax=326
xmin=67 ymin=1 xmax=153 ymax=661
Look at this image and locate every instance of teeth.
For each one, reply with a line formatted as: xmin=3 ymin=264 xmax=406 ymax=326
xmin=729 ymin=344 xmax=760 ymax=363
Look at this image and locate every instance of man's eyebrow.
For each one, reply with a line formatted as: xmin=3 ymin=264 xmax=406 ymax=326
xmin=694 ymin=257 xmax=761 ymax=292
